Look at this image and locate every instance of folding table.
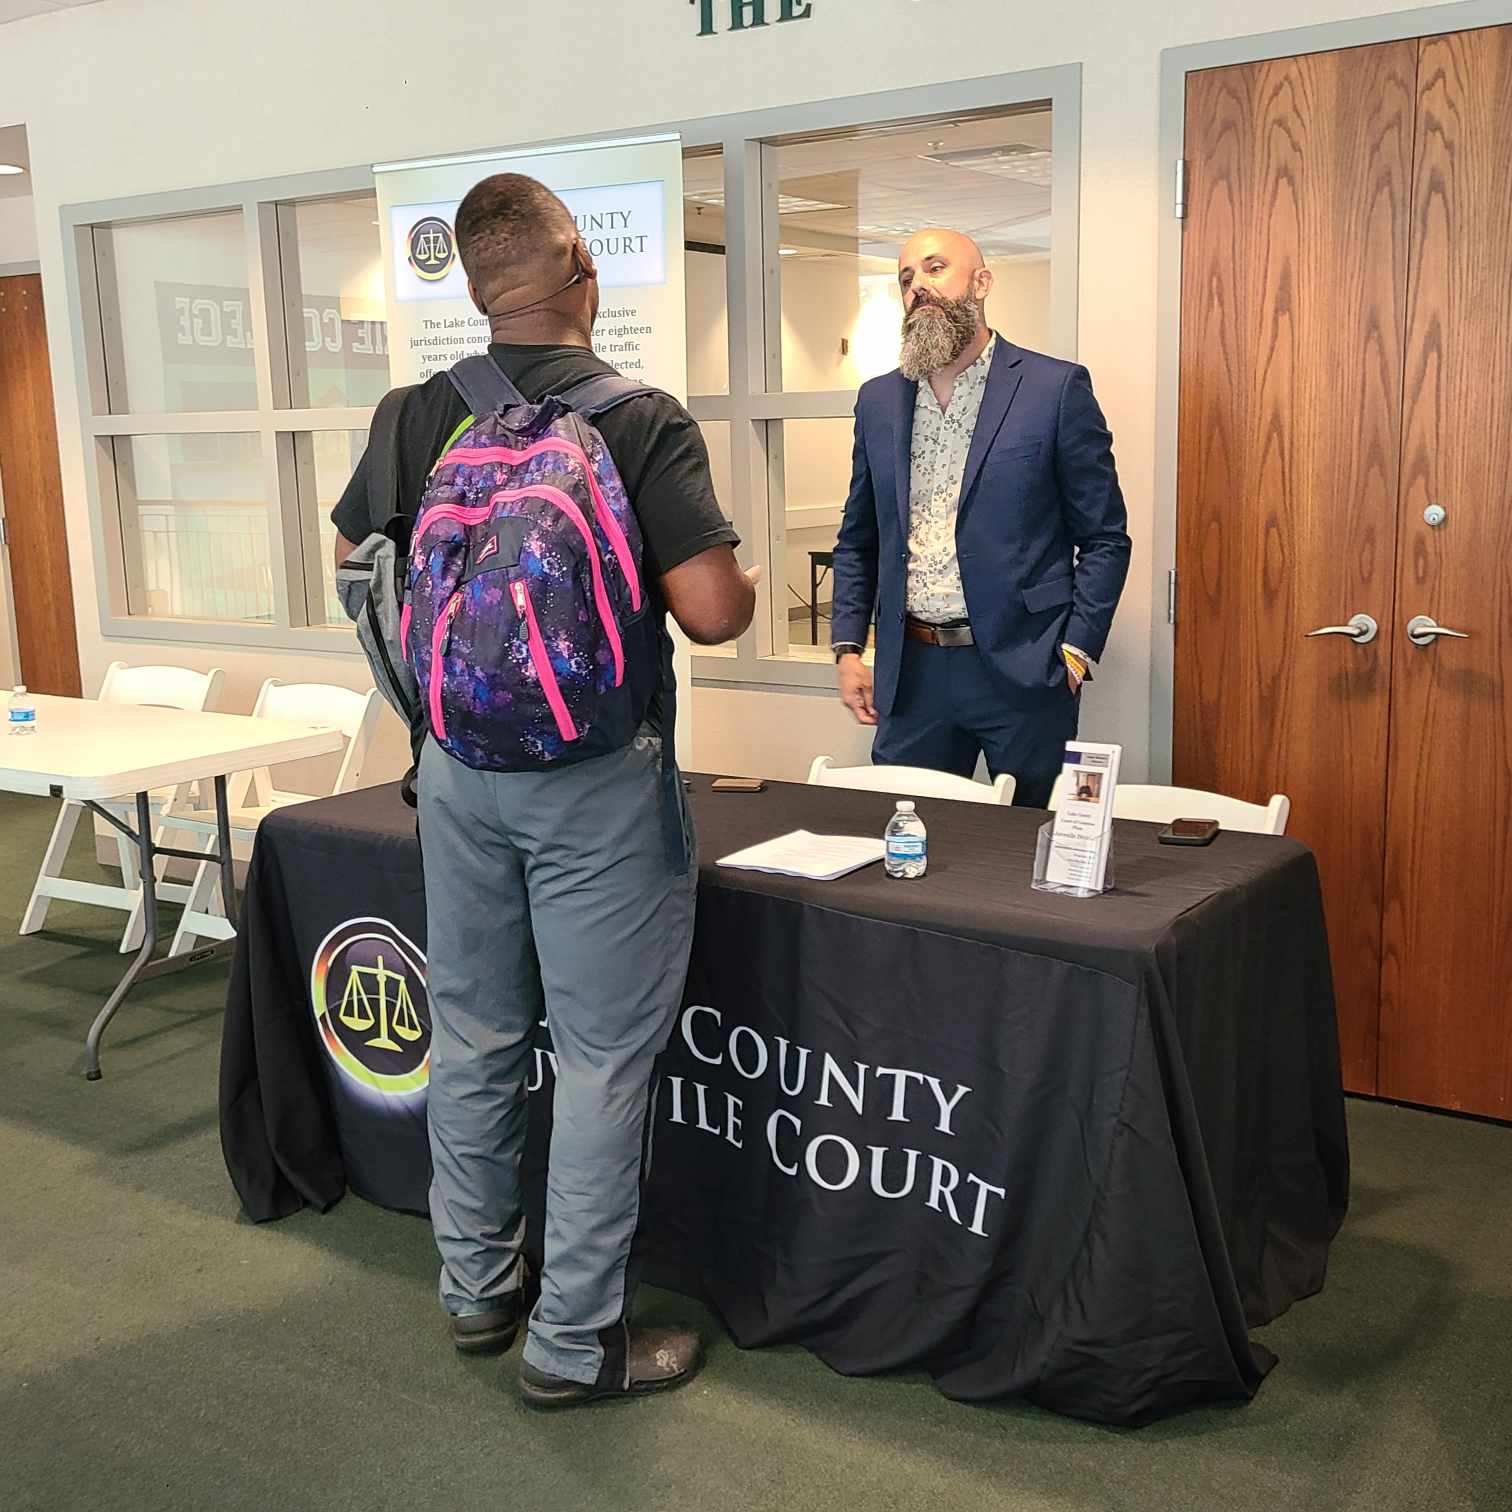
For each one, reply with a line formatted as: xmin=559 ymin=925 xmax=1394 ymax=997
xmin=1 ymin=694 xmax=344 ymax=1078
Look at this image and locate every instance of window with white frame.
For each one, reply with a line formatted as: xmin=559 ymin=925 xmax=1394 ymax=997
xmin=77 ymin=180 xmax=390 ymax=647
xmin=683 ymin=98 xmax=1060 ymax=689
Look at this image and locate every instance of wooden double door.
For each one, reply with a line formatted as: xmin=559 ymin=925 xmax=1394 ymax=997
xmin=1175 ymin=24 xmax=1512 ymax=1118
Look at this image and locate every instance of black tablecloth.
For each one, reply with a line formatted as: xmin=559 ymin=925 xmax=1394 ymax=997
xmin=221 ymin=778 xmax=1347 ymax=1425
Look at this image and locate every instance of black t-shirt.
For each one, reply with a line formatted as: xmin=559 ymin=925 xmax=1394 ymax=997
xmin=332 ymin=343 xmax=739 ymax=764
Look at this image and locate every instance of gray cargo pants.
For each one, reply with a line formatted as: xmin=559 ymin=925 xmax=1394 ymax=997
xmin=417 ymin=732 xmax=696 ymax=1386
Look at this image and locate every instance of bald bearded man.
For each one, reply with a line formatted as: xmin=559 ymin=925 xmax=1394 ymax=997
xmin=830 ymin=229 xmax=1130 ymax=807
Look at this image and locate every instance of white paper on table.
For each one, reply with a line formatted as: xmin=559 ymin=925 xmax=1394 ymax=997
xmin=717 ymin=830 xmax=887 ymax=882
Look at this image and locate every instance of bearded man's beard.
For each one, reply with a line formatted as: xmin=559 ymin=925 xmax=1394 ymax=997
xmin=898 ymin=291 xmax=981 ymax=379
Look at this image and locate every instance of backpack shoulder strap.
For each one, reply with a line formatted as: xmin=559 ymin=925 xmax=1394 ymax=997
xmin=558 ymin=373 xmax=658 ymax=421
xmin=446 ymin=354 xmax=528 ymax=418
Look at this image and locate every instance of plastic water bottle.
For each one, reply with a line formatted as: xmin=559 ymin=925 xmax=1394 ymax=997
xmin=885 ymin=800 xmax=927 ymax=880
xmin=8 ymin=686 xmax=36 ymax=737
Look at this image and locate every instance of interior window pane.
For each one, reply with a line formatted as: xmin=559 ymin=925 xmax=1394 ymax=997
xmin=684 ymin=149 xmax=729 ymax=395
xmin=775 ymin=417 xmax=856 ymax=653
xmin=698 ymin=418 xmax=732 ymax=515
xmin=94 ymin=211 xmax=259 ymax=414
xmin=295 ymin=430 xmax=371 ymax=626
xmin=689 ymin=419 xmax=738 ymax=656
xmin=774 ymin=108 xmax=1053 ymax=392
xmin=112 ymin=433 xmax=273 ymax=622
xmin=279 ymin=195 xmax=391 ymax=408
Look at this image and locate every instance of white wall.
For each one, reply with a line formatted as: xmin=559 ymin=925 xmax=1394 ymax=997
xmin=0 ymin=0 xmax=1468 ymax=786
xmin=0 ymin=195 xmax=38 ymax=264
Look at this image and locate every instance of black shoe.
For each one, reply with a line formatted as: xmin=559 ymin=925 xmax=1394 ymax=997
xmin=449 ymin=1294 xmax=524 ymax=1356
xmin=519 ymin=1326 xmax=703 ymax=1409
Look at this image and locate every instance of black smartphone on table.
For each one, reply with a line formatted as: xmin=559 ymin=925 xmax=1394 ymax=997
xmin=1158 ymin=818 xmax=1220 ymax=846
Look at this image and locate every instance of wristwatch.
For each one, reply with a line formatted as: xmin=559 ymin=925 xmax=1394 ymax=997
xmin=833 ymin=642 xmax=864 ymax=663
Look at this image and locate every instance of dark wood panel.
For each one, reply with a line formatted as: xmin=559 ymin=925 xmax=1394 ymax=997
xmin=0 ymin=274 xmax=81 ymax=697
xmin=1175 ymin=44 xmax=1416 ymax=1094
xmin=1380 ymin=25 xmax=1512 ymax=1117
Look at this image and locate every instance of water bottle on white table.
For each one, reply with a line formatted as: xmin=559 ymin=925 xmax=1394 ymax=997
xmin=8 ymin=686 xmax=36 ymax=736
xmin=885 ymin=800 xmax=927 ymax=880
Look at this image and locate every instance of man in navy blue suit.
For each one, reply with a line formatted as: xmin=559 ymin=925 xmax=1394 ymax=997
xmin=830 ymin=228 xmax=1131 ymax=808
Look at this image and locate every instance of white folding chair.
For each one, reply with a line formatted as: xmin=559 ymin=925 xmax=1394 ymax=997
xmin=1049 ymin=776 xmax=1290 ymax=836
xmin=807 ymin=755 xmax=1016 ymax=806
xmin=20 ymin=661 xmax=226 ymax=951
xmin=165 ymin=681 xmax=384 ymax=954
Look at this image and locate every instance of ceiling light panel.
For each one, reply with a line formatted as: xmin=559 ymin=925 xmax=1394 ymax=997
xmin=921 ymin=144 xmax=1053 ymax=187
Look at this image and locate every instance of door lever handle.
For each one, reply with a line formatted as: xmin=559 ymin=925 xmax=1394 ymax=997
xmin=1406 ymin=615 xmax=1470 ymax=647
xmin=1305 ymin=613 xmax=1378 ymax=645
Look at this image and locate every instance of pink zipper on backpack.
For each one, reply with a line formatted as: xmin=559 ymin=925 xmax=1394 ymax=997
xmin=414 ymin=486 xmax=626 ymax=684
xmin=427 ymin=577 xmax=580 ymax=747
xmin=435 ymin=438 xmax=642 ymax=612
xmin=428 ymin=593 xmax=461 ymax=740
xmin=512 ymin=579 xmax=578 ymax=742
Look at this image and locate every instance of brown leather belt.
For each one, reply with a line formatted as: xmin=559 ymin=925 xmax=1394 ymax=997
xmin=905 ymin=617 xmax=975 ymax=648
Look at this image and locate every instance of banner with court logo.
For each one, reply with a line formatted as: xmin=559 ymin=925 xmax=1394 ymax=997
xmin=373 ymin=135 xmax=685 ymax=392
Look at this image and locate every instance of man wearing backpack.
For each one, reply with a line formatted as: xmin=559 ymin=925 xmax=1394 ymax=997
xmin=331 ymin=174 xmax=755 ymax=1408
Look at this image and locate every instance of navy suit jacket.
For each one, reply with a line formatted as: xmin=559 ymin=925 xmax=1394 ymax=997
xmin=831 ymin=340 xmax=1132 ymax=717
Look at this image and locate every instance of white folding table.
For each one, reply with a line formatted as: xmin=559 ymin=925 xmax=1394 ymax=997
xmin=0 ymin=694 xmax=345 ymax=1079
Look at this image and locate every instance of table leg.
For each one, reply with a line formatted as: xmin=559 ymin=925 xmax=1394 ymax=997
xmin=810 ymin=555 xmax=820 ymax=645
xmin=213 ymin=774 xmax=239 ymax=931
xmin=79 ymin=782 xmax=242 ymax=1081
xmin=83 ymin=791 xmax=159 ymax=1082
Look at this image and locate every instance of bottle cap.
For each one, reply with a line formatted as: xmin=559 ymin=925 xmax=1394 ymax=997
xmin=896 ymin=800 xmax=915 ymax=812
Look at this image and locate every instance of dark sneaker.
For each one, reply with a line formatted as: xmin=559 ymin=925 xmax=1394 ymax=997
xmin=518 ymin=1326 xmax=703 ymax=1409
xmin=449 ymin=1294 xmax=524 ymax=1356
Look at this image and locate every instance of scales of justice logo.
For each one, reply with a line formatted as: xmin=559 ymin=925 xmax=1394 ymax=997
xmin=311 ymin=918 xmax=430 ymax=1098
xmin=406 ymin=215 xmax=457 ymax=282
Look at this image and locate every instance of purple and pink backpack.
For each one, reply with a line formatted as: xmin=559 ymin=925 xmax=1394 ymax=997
xmin=402 ymin=356 xmax=659 ymax=772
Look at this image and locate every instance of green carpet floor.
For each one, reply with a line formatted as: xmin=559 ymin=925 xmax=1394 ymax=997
xmin=2 ymin=790 xmax=1509 ymax=1512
